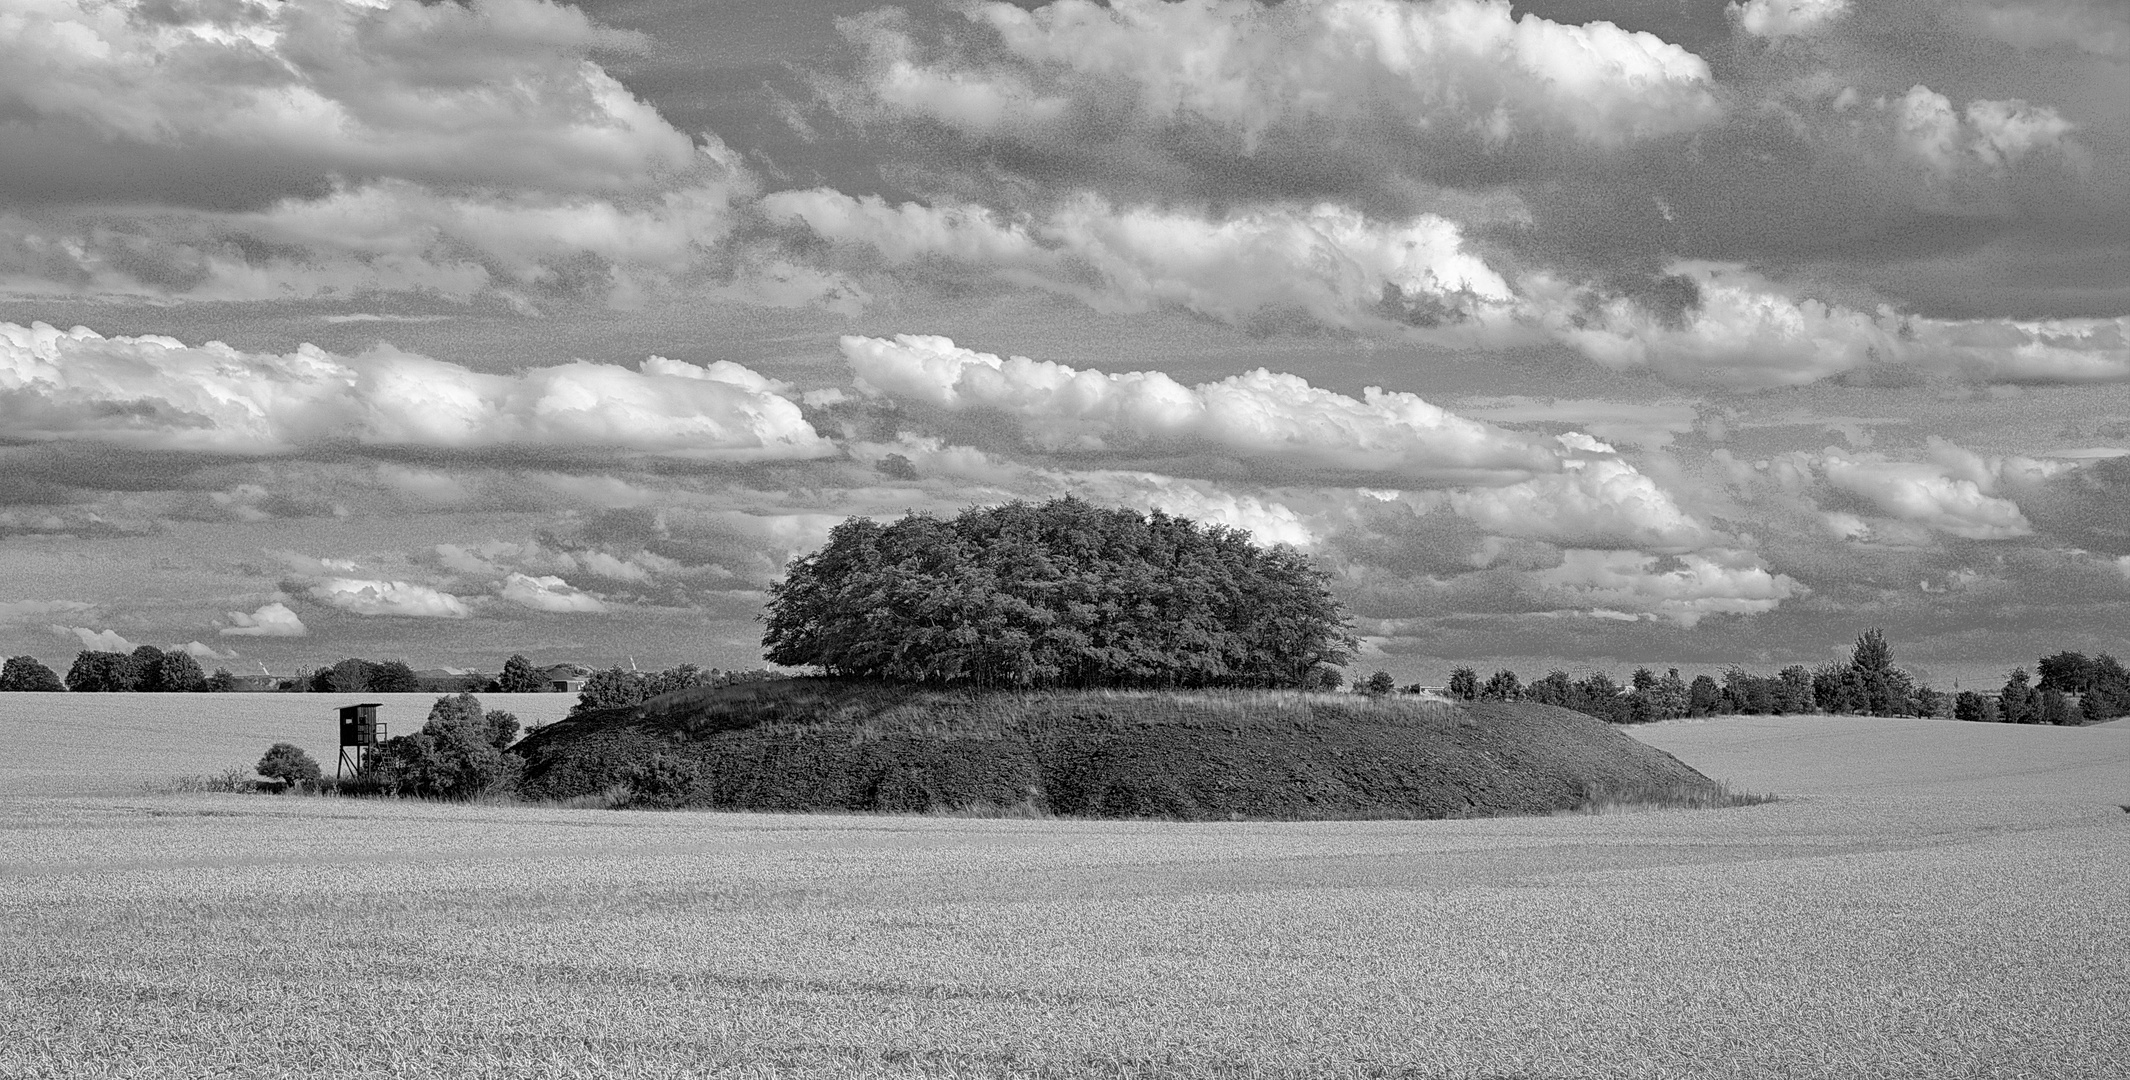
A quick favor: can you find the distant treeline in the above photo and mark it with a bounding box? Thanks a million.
[1405,631,2117,726]
[0,650,779,698]
[0,647,237,693]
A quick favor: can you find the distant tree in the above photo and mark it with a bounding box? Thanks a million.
[498,653,547,693]
[1478,669,1521,702]
[2000,669,2040,725]
[1653,669,1690,721]
[1523,670,1573,708]
[1776,666,1818,714]
[65,651,128,692]
[1302,664,1343,691]
[2083,654,2130,723]
[764,498,1352,688]
[648,663,715,698]
[1912,685,1948,719]
[368,660,420,694]
[157,651,207,692]
[256,743,322,791]
[120,645,167,692]
[1571,672,1631,724]
[2036,652,2093,694]
[0,656,65,692]
[1687,674,1722,717]
[205,668,238,693]
[2039,685,2076,726]
[1361,671,1396,697]
[313,658,372,694]
[572,667,654,716]
[1953,690,1998,724]
[1446,667,1478,701]
[1851,628,1894,673]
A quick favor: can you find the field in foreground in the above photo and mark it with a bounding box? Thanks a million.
[0,691,578,795]
[3,715,2126,1078]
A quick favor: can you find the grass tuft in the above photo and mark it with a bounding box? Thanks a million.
[1564,779,1777,815]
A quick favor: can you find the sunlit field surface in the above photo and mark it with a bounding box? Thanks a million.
[0,692,579,794]
[3,711,2126,1079]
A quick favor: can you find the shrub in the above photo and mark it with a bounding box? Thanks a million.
[0,656,65,692]
[1362,671,1395,697]
[763,496,1352,688]
[257,743,322,791]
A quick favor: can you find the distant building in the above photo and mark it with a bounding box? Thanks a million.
[551,678,587,694]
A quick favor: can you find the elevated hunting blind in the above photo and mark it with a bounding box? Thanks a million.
[336,703,386,779]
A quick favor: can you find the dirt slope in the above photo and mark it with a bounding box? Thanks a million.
[512,680,1719,820]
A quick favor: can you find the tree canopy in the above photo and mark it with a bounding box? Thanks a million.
[762,497,1352,689]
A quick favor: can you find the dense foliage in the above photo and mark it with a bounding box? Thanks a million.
[358,694,522,799]
[569,664,783,717]
[256,743,322,790]
[0,656,65,692]
[306,657,419,694]
[62,646,216,692]
[762,497,1353,689]
[498,654,548,693]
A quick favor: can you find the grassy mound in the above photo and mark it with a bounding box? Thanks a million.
[512,679,1728,820]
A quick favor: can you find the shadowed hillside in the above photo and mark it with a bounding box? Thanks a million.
[512,679,1725,820]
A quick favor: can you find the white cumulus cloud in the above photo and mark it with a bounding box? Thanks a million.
[1732,0,1848,37]
[308,579,472,619]
[1536,548,1803,627]
[765,192,1517,334]
[839,333,1559,483]
[221,602,309,638]
[496,573,609,613]
[0,322,835,460]
[51,626,138,653]
[853,0,1720,155]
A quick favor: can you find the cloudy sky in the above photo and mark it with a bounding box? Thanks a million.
[2,0,2127,687]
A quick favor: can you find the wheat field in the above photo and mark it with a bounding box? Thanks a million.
[0,691,579,795]
[2,708,2126,1079]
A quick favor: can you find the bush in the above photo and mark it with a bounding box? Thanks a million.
[357,693,523,799]
[1362,671,1396,697]
[0,656,65,692]
[763,496,1352,688]
[257,743,322,791]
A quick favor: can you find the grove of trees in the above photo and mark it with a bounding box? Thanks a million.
[61,646,230,692]
[763,497,1353,689]
[356,694,523,799]
[305,657,420,694]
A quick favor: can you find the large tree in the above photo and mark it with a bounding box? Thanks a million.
[498,654,547,693]
[65,651,128,692]
[763,497,1352,689]
[0,656,65,692]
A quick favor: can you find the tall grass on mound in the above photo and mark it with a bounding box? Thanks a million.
[517,683,1729,822]
[1564,779,1777,815]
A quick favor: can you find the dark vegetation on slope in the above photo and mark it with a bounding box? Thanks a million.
[512,678,1729,820]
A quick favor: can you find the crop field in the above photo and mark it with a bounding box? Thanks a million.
[0,691,579,795]
[2,709,2127,1079]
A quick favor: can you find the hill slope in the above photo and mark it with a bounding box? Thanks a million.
[512,680,1722,820]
